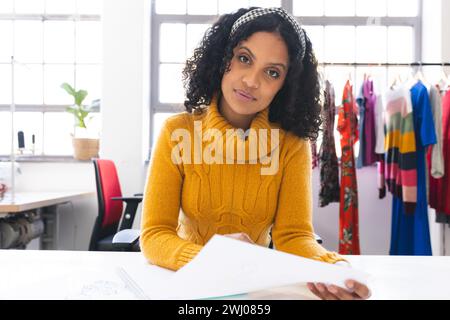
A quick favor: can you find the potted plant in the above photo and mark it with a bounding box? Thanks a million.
[61,82,99,161]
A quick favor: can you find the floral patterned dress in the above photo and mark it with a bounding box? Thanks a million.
[337,80,361,255]
[318,80,340,207]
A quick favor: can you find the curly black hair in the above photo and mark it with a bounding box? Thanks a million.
[182,7,322,141]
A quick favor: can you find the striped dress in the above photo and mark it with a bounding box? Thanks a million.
[389,81,436,255]
[383,84,418,214]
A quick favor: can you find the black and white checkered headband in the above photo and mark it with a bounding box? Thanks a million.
[229,7,306,61]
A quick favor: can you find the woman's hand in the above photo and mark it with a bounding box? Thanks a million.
[307,280,371,300]
[223,232,254,244]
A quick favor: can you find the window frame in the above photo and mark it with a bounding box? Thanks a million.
[149,0,423,158]
[0,11,101,159]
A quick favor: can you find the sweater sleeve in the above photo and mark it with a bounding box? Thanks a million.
[140,118,203,271]
[271,138,347,264]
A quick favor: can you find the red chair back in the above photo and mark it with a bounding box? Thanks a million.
[95,159,124,228]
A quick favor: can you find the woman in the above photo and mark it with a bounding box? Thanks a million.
[141,7,371,300]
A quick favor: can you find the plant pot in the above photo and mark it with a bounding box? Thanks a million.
[72,138,99,161]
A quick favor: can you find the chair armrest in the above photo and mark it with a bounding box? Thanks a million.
[111,196,143,230]
[113,229,141,251]
[111,196,143,203]
[314,233,323,244]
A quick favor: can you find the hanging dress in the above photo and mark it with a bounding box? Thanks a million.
[430,89,450,223]
[390,81,436,255]
[356,83,366,169]
[337,80,360,255]
[318,80,340,207]
[362,79,378,166]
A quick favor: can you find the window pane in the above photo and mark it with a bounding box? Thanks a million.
[159,63,184,103]
[294,0,324,16]
[160,24,186,63]
[155,0,186,14]
[76,65,102,104]
[0,65,12,104]
[44,21,75,63]
[44,65,74,105]
[356,0,386,17]
[324,0,355,16]
[45,0,76,14]
[303,26,324,62]
[388,27,413,63]
[14,0,45,14]
[14,112,43,154]
[0,0,13,13]
[324,26,355,62]
[86,112,101,138]
[76,21,102,63]
[152,113,175,147]
[187,0,217,15]
[0,112,12,155]
[0,21,13,63]
[76,0,102,15]
[43,112,73,155]
[248,0,281,8]
[356,26,386,63]
[219,0,249,14]
[15,64,43,104]
[388,0,418,17]
[186,24,211,60]
[14,21,43,63]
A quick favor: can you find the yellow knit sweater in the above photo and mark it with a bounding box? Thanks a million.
[141,96,346,271]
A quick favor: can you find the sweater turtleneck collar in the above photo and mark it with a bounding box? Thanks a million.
[195,93,285,164]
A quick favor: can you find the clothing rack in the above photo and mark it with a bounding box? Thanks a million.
[318,62,450,67]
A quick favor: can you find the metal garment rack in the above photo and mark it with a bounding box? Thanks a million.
[319,61,449,256]
[318,62,450,67]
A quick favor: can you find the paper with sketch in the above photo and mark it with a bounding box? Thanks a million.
[155,235,370,300]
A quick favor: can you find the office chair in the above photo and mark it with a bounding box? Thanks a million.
[89,159,143,251]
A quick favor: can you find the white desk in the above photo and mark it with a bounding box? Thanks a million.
[0,249,449,300]
[0,191,95,213]
[0,191,95,249]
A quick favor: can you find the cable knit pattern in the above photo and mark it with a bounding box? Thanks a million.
[141,96,346,271]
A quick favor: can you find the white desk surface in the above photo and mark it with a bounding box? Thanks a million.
[0,249,449,300]
[0,191,95,213]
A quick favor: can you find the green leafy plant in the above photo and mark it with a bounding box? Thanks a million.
[60,82,91,129]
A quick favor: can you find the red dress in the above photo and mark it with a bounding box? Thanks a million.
[429,89,450,217]
[337,80,361,255]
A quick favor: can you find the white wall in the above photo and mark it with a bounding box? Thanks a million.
[101,0,151,229]
[101,0,151,228]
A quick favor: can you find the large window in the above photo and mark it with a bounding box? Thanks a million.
[150,0,422,154]
[0,0,102,157]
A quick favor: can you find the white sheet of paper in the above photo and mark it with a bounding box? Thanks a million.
[152,235,370,299]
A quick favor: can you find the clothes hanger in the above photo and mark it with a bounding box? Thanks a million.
[413,62,426,83]
[439,64,449,89]
[390,71,402,90]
